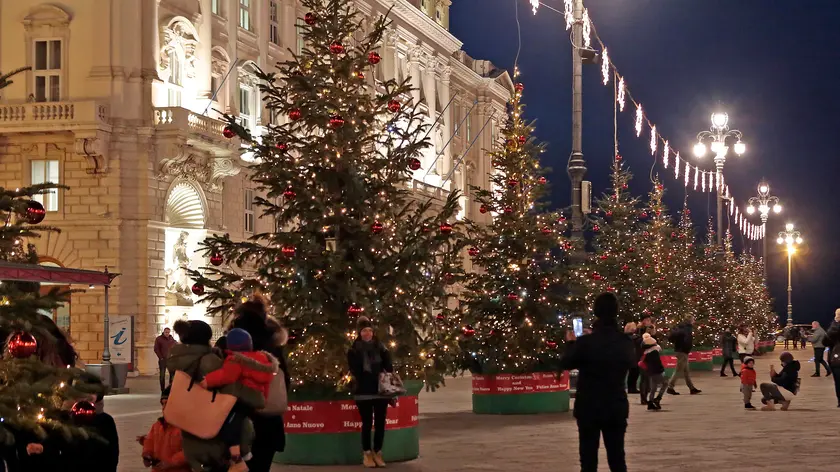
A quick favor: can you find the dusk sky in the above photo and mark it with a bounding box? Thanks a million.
[451,0,840,326]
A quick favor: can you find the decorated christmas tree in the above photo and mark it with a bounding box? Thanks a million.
[0,184,104,445]
[739,254,777,341]
[187,0,465,392]
[575,156,649,325]
[459,83,572,374]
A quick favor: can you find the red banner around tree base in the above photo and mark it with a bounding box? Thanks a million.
[471,371,570,395]
[284,396,418,434]
[712,348,723,357]
[689,351,713,362]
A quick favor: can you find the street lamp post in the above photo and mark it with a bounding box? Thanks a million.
[567,0,587,242]
[692,112,746,248]
[777,223,803,327]
[746,180,782,279]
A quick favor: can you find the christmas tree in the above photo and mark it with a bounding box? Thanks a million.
[187,0,465,392]
[460,82,572,374]
[0,184,104,445]
[575,156,649,325]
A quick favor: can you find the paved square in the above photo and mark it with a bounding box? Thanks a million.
[110,347,837,471]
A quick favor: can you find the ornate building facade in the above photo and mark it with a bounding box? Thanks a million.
[0,0,511,374]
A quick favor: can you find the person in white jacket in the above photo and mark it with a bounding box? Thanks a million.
[737,324,755,363]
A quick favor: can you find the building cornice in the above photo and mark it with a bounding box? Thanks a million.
[376,0,462,54]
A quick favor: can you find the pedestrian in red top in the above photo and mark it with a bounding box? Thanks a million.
[200,328,278,472]
[154,327,177,392]
[740,356,757,409]
[139,387,190,471]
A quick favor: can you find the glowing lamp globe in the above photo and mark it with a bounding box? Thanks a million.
[734,141,746,155]
[776,237,784,245]
[795,236,803,244]
[692,142,707,158]
[773,204,782,213]
[758,184,769,195]
[711,112,729,129]
[785,223,794,231]
[710,141,724,154]
[785,235,794,245]
[746,206,755,215]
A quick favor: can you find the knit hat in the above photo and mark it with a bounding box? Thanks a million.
[593,292,619,324]
[173,319,213,346]
[357,316,373,333]
[742,356,754,365]
[642,333,657,346]
[226,328,253,352]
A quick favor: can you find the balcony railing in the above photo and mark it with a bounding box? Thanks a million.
[0,100,109,133]
[153,107,228,141]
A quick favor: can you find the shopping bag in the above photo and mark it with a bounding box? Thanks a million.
[378,371,407,397]
[258,369,287,416]
[164,367,236,439]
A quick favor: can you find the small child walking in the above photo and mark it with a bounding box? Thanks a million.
[740,356,757,409]
[139,387,190,471]
[201,328,278,472]
[640,333,666,410]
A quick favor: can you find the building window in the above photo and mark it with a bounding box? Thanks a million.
[239,0,251,31]
[420,0,427,11]
[244,188,255,233]
[465,112,472,141]
[239,84,253,131]
[166,49,183,106]
[33,40,62,102]
[269,0,280,45]
[436,8,442,24]
[211,0,220,15]
[296,19,306,55]
[30,160,60,211]
[454,105,461,136]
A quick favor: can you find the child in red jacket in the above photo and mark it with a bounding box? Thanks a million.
[200,328,278,472]
[740,356,758,409]
[139,387,190,471]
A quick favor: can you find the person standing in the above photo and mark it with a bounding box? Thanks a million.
[559,292,636,472]
[640,333,666,410]
[348,316,393,468]
[736,325,755,363]
[783,326,792,350]
[666,318,701,395]
[799,327,807,350]
[154,327,177,392]
[823,309,840,406]
[624,322,640,395]
[720,329,738,377]
[809,321,830,377]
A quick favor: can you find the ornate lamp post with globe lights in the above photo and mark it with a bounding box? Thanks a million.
[746,180,782,278]
[692,112,747,247]
[777,223,803,327]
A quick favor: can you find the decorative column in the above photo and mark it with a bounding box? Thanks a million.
[407,46,423,106]
[437,64,452,178]
[196,0,213,103]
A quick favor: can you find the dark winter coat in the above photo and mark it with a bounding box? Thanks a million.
[641,346,665,375]
[558,321,636,421]
[824,321,840,367]
[347,339,394,397]
[721,332,737,359]
[669,323,694,354]
[772,360,801,393]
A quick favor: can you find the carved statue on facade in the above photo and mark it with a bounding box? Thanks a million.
[165,231,194,306]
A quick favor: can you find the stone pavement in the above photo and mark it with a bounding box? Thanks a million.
[110,347,838,472]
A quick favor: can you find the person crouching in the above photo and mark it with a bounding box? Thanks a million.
[760,352,800,411]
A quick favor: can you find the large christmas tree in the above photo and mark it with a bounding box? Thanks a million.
[460,84,572,374]
[0,184,104,444]
[188,0,465,392]
[576,156,649,325]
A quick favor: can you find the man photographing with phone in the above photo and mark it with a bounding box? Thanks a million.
[559,292,636,472]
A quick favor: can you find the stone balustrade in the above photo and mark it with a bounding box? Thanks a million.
[153,106,228,141]
[0,100,109,133]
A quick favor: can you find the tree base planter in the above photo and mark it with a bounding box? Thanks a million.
[712,348,723,366]
[661,350,677,378]
[275,381,423,465]
[472,372,570,414]
[689,348,714,371]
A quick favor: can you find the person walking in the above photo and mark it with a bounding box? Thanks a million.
[736,325,755,363]
[720,329,739,377]
[666,317,701,395]
[348,316,394,468]
[823,309,840,406]
[559,292,636,472]
[799,327,807,350]
[154,327,177,392]
[624,322,640,394]
[809,321,830,377]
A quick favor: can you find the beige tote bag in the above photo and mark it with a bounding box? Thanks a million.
[164,368,237,439]
[258,369,288,416]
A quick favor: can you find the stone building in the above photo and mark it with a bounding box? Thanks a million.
[0,0,511,374]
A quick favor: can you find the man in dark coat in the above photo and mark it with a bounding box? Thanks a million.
[666,318,701,395]
[559,293,636,472]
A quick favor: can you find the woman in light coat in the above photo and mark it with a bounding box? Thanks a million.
[736,324,755,362]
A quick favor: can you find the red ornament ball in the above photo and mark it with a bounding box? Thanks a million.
[329,41,345,54]
[656,184,664,191]
[444,273,455,284]
[514,83,524,93]
[356,71,365,80]
[599,255,608,260]
[479,205,489,214]
[408,158,422,171]
[627,247,635,253]
[329,115,345,129]
[644,264,651,269]
[541,226,552,235]
[503,206,513,214]
[439,222,453,234]
[621,264,629,271]
[615,155,623,162]
[671,232,677,238]
[367,51,382,65]
[507,179,519,187]
[222,126,236,139]
[6,332,37,358]
[347,304,364,316]
[387,100,402,113]
[25,200,46,224]
[640,212,648,218]
[541,278,550,288]
[622,183,628,189]
[191,283,205,296]
[462,325,476,337]
[592,272,601,280]
[281,246,296,257]
[593,224,600,232]
[656,297,662,303]
[421,225,431,233]
[468,247,479,257]
[643,231,650,237]
[606,211,613,217]
[275,142,288,152]
[546,341,558,349]
[288,109,302,121]
[304,12,318,25]
[436,313,445,321]
[209,253,224,267]
[71,401,97,423]
[518,135,526,145]
[283,187,297,200]
[371,222,384,234]
[637,289,645,295]
[538,176,547,185]
[606,286,616,292]
[507,293,519,301]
